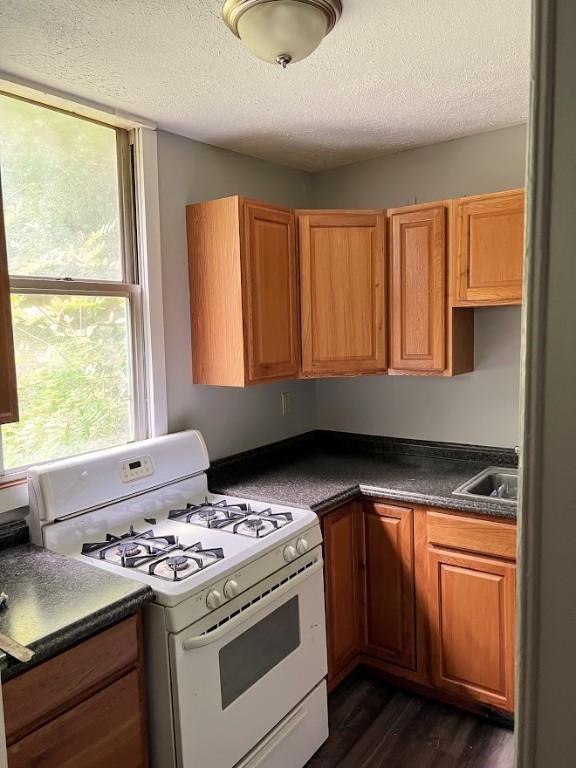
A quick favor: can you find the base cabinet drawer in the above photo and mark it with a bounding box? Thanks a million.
[426,547,516,712]
[8,670,146,768]
[4,616,139,743]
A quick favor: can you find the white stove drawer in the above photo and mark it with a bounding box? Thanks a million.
[237,681,328,768]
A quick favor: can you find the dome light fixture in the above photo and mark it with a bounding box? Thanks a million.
[222,0,342,68]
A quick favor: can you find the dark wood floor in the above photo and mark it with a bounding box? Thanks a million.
[306,671,514,768]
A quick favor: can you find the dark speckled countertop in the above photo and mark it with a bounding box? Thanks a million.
[0,536,153,681]
[209,432,518,521]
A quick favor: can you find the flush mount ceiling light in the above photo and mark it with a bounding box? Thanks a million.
[222,0,342,68]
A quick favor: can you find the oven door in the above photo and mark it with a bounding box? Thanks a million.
[168,548,327,768]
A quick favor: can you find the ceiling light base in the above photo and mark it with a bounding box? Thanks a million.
[223,0,342,36]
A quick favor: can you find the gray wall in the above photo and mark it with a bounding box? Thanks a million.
[310,125,527,448]
[156,131,315,459]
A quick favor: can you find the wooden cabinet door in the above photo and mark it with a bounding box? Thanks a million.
[7,670,147,768]
[0,173,18,424]
[453,189,525,306]
[242,200,300,383]
[322,503,360,687]
[359,503,416,670]
[389,205,446,372]
[427,547,516,712]
[298,210,387,376]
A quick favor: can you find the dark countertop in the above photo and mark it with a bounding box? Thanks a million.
[0,542,153,681]
[209,432,518,521]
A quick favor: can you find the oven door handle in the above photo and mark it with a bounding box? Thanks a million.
[182,556,323,650]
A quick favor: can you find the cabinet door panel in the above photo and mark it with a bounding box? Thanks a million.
[299,211,386,376]
[428,547,515,711]
[7,670,146,768]
[0,173,18,424]
[360,504,416,670]
[322,504,360,685]
[454,189,525,305]
[243,201,299,382]
[390,206,446,372]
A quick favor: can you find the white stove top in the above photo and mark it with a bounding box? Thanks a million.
[28,431,320,611]
[39,478,317,605]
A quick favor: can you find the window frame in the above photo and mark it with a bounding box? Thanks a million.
[0,96,150,479]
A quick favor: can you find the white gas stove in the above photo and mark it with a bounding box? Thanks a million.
[27,431,328,768]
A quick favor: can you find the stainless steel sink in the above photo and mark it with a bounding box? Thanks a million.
[453,466,518,504]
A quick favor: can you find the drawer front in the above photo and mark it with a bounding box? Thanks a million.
[427,511,516,560]
[7,670,146,768]
[4,616,140,743]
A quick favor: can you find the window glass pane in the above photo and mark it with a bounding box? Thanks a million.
[0,94,122,280]
[2,293,133,469]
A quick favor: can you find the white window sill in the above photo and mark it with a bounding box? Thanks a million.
[0,480,28,515]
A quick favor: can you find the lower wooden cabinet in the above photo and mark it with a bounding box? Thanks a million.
[4,615,147,768]
[426,547,516,712]
[321,500,516,714]
[7,670,145,768]
[358,503,416,670]
[322,503,361,688]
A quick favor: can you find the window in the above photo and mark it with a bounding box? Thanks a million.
[0,93,147,475]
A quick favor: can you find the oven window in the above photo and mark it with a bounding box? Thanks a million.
[219,596,300,709]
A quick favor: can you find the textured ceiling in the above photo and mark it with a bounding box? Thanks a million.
[0,0,531,171]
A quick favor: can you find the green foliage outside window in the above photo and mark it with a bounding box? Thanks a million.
[0,95,134,470]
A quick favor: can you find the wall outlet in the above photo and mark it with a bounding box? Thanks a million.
[281,392,291,417]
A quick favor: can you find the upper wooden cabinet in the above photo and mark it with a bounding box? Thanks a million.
[388,202,473,377]
[452,189,525,306]
[187,197,300,386]
[389,204,447,373]
[0,174,18,425]
[186,188,523,385]
[298,210,387,377]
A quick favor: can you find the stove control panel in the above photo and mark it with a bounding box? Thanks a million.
[120,455,154,483]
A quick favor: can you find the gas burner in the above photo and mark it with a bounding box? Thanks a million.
[82,524,227,582]
[169,499,294,538]
[82,527,179,568]
[116,542,142,558]
[166,555,189,572]
[169,498,247,528]
[149,543,225,582]
[243,517,264,531]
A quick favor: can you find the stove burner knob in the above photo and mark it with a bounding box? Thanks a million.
[206,589,223,610]
[283,545,297,563]
[223,579,239,599]
[296,538,309,555]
